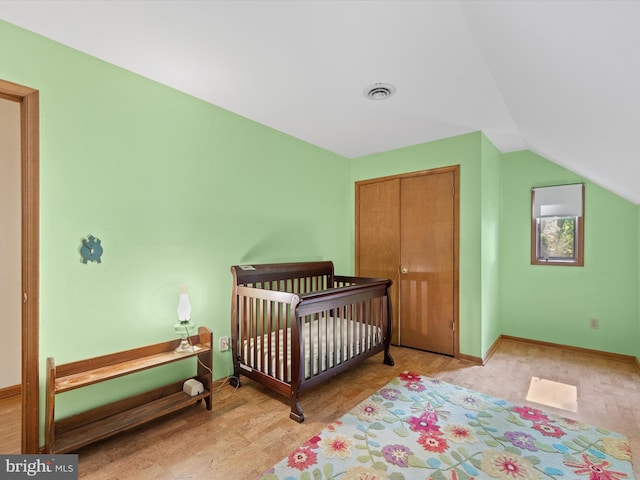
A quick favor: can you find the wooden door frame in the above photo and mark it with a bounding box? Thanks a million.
[355,165,460,358]
[0,78,40,453]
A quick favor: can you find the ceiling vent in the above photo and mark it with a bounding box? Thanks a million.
[364,83,396,100]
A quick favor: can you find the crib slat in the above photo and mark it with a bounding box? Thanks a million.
[283,304,289,383]
[271,300,277,377]
[253,297,260,370]
[307,316,314,379]
[265,299,272,376]
[321,311,326,375]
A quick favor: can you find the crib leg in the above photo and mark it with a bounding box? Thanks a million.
[230,362,242,388]
[289,397,304,423]
[383,348,395,366]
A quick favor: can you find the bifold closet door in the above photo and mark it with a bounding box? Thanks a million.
[398,171,454,355]
[356,167,457,357]
[355,178,401,341]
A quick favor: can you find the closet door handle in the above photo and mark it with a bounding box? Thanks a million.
[400,267,409,274]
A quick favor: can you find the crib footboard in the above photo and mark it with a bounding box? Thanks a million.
[231,285,301,400]
[230,262,393,422]
[290,278,394,420]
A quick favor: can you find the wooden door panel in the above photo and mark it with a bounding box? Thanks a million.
[398,273,428,340]
[398,273,454,351]
[356,179,400,343]
[399,171,454,355]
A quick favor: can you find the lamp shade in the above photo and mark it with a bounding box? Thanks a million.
[177,286,191,321]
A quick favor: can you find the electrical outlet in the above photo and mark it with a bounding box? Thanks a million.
[589,319,599,329]
[219,336,229,352]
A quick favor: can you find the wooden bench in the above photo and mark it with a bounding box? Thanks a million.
[45,326,212,453]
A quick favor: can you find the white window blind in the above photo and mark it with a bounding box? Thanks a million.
[532,184,583,218]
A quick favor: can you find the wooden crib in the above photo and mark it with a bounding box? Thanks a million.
[230,261,394,422]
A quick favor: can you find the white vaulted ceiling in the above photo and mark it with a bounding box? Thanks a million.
[1,1,639,202]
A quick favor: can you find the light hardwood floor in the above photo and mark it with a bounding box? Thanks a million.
[2,338,639,479]
[0,394,20,454]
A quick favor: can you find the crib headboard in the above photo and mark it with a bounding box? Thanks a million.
[230,261,335,294]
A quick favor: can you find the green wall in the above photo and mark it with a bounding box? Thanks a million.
[638,207,640,360]
[500,150,639,355]
[479,135,502,354]
[0,20,350,418]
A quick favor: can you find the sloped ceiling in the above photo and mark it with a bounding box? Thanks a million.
[2,1,639,203]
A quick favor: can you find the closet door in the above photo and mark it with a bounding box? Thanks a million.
[399,171,455,355]
[356,166,458,357]
[355,178,401,341]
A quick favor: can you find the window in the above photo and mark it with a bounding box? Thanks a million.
[531,184,584,266]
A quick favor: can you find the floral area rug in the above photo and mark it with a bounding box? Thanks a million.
[259,372,634,480]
